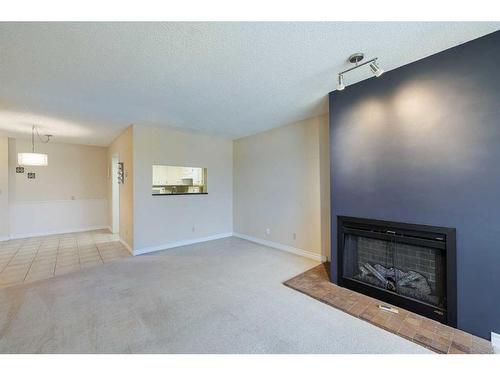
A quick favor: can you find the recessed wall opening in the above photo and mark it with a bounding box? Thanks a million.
[152,165,207,195]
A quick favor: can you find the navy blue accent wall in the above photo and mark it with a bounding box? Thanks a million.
[329,30,500,339]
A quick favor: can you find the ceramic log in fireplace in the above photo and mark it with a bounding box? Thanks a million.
[337,216,457,326]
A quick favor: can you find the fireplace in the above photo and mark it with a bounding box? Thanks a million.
[337,216,457,326]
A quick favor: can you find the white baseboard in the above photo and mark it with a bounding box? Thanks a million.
[133,233,233,256]
[9,225,109,240]
[492,332,500,353]
[232,232,325,262]
[120,238,134,255]
[0,236,9,242]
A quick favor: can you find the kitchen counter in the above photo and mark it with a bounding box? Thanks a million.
[152,192,208,196]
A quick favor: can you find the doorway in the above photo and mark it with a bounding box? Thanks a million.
[111,155,120,234]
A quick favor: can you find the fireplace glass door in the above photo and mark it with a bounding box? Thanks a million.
[342,232,446,310]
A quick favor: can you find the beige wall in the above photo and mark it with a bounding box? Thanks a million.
[0,137,8,240]
[9,139,107,201]
[319,116,331,260]
[107,126,134,249]
[4,117,331,257]
[7,139,108,238]
[133,125,233,251]
[233,114,330,260]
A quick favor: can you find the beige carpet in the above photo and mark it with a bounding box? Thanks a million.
[0,237,430,353]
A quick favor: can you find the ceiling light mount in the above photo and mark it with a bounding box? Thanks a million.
[348,53,364,65]
[336,52,384,91]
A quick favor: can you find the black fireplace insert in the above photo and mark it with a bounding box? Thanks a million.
[337,216,456,326]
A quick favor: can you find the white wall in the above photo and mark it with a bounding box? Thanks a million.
[133,125,233,253]
[0,137,9,240]
[107,126,134,249]
[8,139,108,238]
[233,115,330,261]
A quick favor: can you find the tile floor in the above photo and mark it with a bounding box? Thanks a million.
[0,229,131,289]
[284,263,493,354]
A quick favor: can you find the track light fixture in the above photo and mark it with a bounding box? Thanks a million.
[336,53,384,91]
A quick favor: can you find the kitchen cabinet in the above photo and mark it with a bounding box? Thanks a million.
[153,165,205,187]
[181,167,203,185]
[153,165,169,185]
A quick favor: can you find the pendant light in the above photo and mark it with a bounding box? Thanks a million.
[17,125,51,166]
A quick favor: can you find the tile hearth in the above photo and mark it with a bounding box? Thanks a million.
[283,263,493,354]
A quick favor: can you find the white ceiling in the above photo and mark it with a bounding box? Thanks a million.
[0,22,498,145]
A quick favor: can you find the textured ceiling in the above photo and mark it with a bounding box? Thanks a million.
[0,22,498,145]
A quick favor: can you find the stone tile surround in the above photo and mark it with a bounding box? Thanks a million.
[283,263,493,354]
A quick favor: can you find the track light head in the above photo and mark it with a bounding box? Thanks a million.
[337,74,345,91]
[370,61,384,77]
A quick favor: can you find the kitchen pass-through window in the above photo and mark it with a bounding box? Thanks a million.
[152,165,207,195]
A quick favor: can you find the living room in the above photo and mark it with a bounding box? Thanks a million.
[0,1,499,373]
